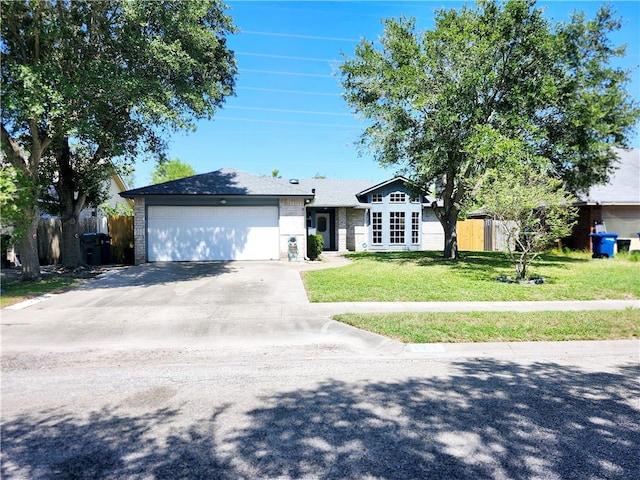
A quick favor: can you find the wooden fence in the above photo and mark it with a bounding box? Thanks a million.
[107,215,134,264]
[457,219,485,251]
[36,215,134,265]
[37,217,96,265]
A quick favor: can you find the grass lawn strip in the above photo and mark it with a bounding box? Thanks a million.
[0,276,86,308]
[335,310,640,343]
[303,251,639,302]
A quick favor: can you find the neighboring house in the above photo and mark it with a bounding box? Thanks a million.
[78,173,133,234]
[121,168,446,264]
[565,148,640,252]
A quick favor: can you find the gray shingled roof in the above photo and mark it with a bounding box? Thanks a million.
[582,148,640,204]
[296,178,376,207]
[121,168,313,198]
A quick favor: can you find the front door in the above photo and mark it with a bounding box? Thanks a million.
[316,213,331,250]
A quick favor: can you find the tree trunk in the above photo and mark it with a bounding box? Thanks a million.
[442,215,459,259]
[19,208,41,281]
[55,136,87,269]
[432,182,460,259]
[60,214,83,269]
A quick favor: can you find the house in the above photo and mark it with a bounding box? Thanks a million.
[565,148,640,252]
[78,173,133,234]
[120,169,446,264]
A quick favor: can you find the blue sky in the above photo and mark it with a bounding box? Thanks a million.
[133,0,640,187]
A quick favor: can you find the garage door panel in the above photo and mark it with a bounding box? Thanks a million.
[147,206,279,261]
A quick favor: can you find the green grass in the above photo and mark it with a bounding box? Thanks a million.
[335,309,640,343]
[0,276,85,308]
[303,250,640,302]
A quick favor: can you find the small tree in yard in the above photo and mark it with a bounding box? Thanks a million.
[476,163,577,281]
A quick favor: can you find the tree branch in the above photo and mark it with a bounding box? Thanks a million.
[1,123,28,169]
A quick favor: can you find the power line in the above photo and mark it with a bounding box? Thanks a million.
[226,105,353,117]
[237,86,341,97]
[236,52,337,63]
[241,30,359,42]
[241,68,335,79]
[216,116,360,129]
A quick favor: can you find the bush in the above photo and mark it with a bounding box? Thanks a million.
[307,234,324,260]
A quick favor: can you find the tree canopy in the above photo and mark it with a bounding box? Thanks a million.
[151,158,197,184]
[340,0,638,258]
[1,0,237,277]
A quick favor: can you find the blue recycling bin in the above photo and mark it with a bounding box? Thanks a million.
[589,232,618,258]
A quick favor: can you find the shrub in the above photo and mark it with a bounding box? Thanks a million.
[307,234,324,260]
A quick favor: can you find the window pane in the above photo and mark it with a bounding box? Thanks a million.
[412,212,420,244]
[389,212,405,244]
[390,193,406,203]
[372,212,382,244]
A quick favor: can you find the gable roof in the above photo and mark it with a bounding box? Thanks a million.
[356,176,413,198]
[121,168,314,198]
[581,148,640,205]
[296,178,376,207]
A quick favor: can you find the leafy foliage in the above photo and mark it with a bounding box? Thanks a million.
[307,234,324,260]
[0,166,37,243]
[475,163,578,280]
[340,0,639,259]
[1,0,237,275]
[151,158,196,185]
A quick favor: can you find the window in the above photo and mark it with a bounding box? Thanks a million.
[389,212,405,244]
[390,192,406,203]
[372,212,382,244]
[372,193,383,203]
[317,216,328,233]
[412,212,420,244]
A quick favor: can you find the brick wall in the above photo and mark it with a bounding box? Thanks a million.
[133,197,146,265]
[279,198,306,260]
[346,208,365,251]
[565,205,601,251]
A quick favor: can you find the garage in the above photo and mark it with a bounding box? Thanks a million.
[147,205,279,261]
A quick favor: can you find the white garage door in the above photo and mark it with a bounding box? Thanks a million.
[147,206,279,261]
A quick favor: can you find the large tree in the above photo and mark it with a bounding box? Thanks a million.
[340,0,638,259]
[1,0,236,278]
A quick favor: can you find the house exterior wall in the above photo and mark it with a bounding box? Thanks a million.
[279,198,307,261]
[337,208,347,252]
[346,208,366,251]
[79,176,132,234]
[365,181,424,251]
[602,205,640,251]
[421,209,445,251]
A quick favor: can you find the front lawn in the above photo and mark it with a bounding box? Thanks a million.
[302,251,640,302]
[335,310,640,343]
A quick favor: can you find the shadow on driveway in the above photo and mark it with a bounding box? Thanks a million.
[78,262,236,290]
[2,359,638,479]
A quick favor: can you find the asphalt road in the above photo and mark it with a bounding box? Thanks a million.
[1,262,639,479]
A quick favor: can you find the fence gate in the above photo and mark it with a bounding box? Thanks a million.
[457,219,486,251]
[107,215,134,264]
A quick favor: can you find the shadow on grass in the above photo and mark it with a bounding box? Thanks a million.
[2,360,638,479]
[345,250,590,282]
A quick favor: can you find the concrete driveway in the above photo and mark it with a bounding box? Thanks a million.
[1,261,398,354]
